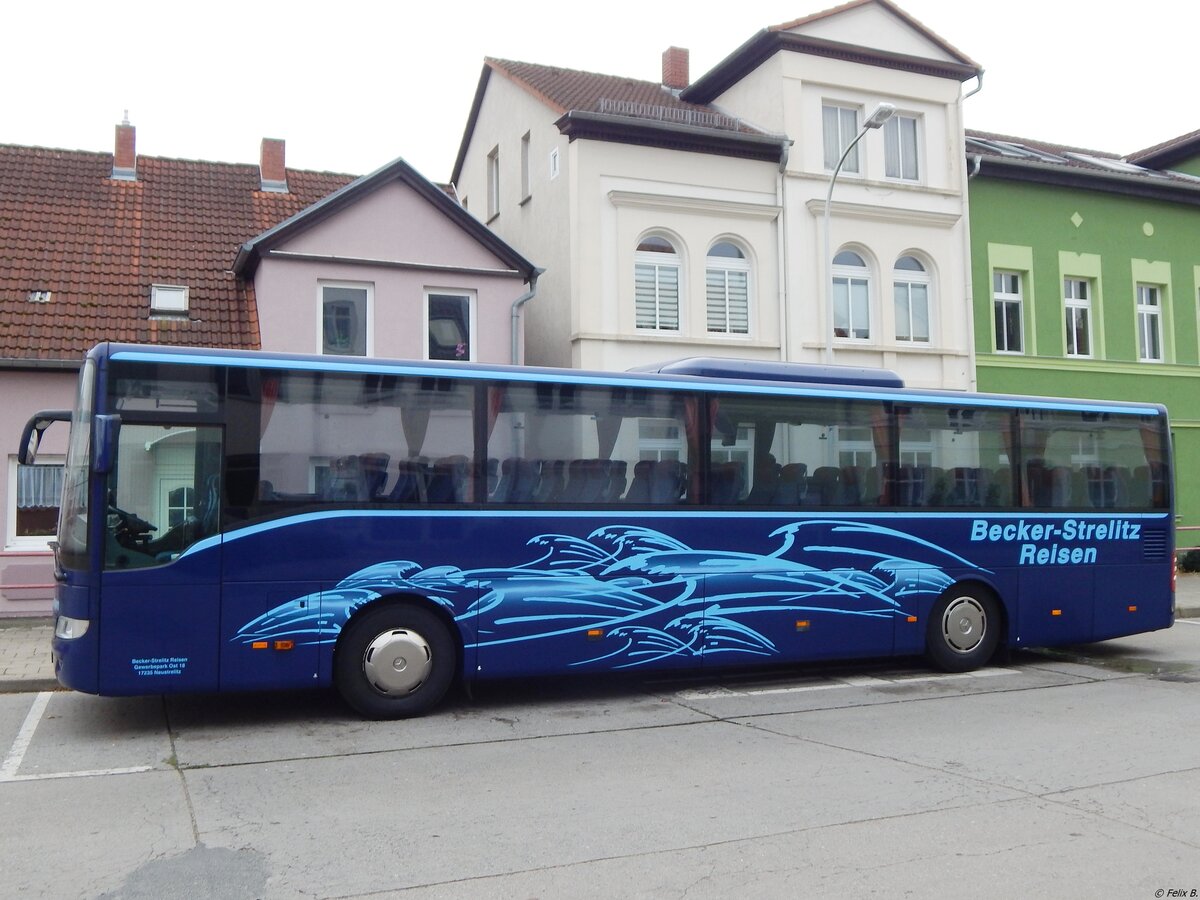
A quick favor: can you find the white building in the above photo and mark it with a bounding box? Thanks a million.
[451,0,982,389]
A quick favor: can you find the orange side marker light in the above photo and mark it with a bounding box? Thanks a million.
[251,641,269,650]
[1051,609,1063,617]
[274,640,295,651]
[906,616,918,623]
[586,629,604,641]
[795,620,810,632]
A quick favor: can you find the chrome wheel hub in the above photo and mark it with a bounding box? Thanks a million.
[942,597,987,653]
[362,628,433,695]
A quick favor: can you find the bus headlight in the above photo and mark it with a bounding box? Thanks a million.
[54,615,90,640]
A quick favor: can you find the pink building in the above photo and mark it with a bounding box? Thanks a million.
[0,123,539,615]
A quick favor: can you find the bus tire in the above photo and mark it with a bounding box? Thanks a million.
[334,603,456,719]
[926,586,1000,673]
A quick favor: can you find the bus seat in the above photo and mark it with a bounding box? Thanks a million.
[772,463,807,505]
[746,459,781,504]
[710,462,743,504]
[387,461,426,503]
[324,456,362,501]
[625,460,653,502]
[650,460,683,503]
[533,460,565,503]
[809,466,841,506]
[427,456,468,503]
[361,453,390,499]
[604,460,628,501]
[493,457,521,503]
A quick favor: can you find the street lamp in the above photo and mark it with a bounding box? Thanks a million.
[823,102,895,363]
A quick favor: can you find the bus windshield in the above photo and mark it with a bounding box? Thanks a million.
[56,358,95,572]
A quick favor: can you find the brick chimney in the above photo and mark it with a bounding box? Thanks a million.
[662,46,689,91]
[112,113,136,181]
[260,137,288,193]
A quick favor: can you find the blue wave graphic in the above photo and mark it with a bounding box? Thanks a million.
[232,521,979,669]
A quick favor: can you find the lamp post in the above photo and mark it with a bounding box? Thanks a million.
[823,102,895,363]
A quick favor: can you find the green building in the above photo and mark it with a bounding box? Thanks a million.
[966,130,1200,547]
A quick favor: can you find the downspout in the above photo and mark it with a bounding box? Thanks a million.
[776,140,792,362]
[959,67,985,391]
[961,153,984,391]
[510,268,545,365]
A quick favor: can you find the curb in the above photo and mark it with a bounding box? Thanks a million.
[0,679,60,694]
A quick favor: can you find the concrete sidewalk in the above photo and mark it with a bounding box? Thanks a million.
[4,577,1200,694]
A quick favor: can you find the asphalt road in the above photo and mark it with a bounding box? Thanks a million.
[2,623,1199,899]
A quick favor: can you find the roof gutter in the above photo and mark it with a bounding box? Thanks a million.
[0,357,81,370]
[974,154,1200,204]
[511,268,545,365]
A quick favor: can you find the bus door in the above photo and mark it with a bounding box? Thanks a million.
[97,423,225,694]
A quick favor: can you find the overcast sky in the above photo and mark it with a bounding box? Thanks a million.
[4,0,1194,183]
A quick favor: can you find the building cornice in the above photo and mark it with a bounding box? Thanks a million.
[804,197,961,228]
[556,111,788,163]
[608,190,780,220]
[683,30,981,104]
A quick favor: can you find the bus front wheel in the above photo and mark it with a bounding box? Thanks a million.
[334,603,456,719]
[926,587,1000,672]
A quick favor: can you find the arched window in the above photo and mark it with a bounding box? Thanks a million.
[634,236,680,331]
[832,250,870,340]
[706,241,750,334]
[893,255,930,343]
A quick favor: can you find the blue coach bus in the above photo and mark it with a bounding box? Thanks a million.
[21,344,1174,718]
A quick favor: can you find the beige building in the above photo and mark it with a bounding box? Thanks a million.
[451,0,982,389]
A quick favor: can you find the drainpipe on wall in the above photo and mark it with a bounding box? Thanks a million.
[776,140,792,362]
[510,269,545,365]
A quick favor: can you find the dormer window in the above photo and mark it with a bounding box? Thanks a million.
[151,284,189,314]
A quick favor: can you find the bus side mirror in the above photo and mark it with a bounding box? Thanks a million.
[93,414,121,474]
[17,410,71,465]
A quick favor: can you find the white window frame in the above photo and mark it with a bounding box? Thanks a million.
[549,147,560,180]
[893,256,930,343]
[486,146,500,221]
[151,283,188,313]
[1137,283,1163,362]
[424,290,477,362]
[705,242,751,336]
[832,251,871,341]
[1064,277,1093,358]
[993,270,1024,354]
[884,114,921,182]
[634,237,682,333]
[822,104,861,174]
[520,132,531,203]
[317,282,373,357]
[7,455,65,550]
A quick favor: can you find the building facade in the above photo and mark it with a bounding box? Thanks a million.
[966,130,1200,541]
[0,125,537,615]
[452,0,982,389]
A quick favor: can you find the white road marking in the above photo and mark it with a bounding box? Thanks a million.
[677,667,1019,700]
[0,691,152,784]
[0,691,51,780]
[1176,618,1200,626]
[2,766,152,784]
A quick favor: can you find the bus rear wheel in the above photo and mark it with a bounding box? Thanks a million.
[335,603,456,719]
[926,587,1000,672]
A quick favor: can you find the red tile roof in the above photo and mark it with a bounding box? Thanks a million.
[0,144,355,362]
[485,58,763,135]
